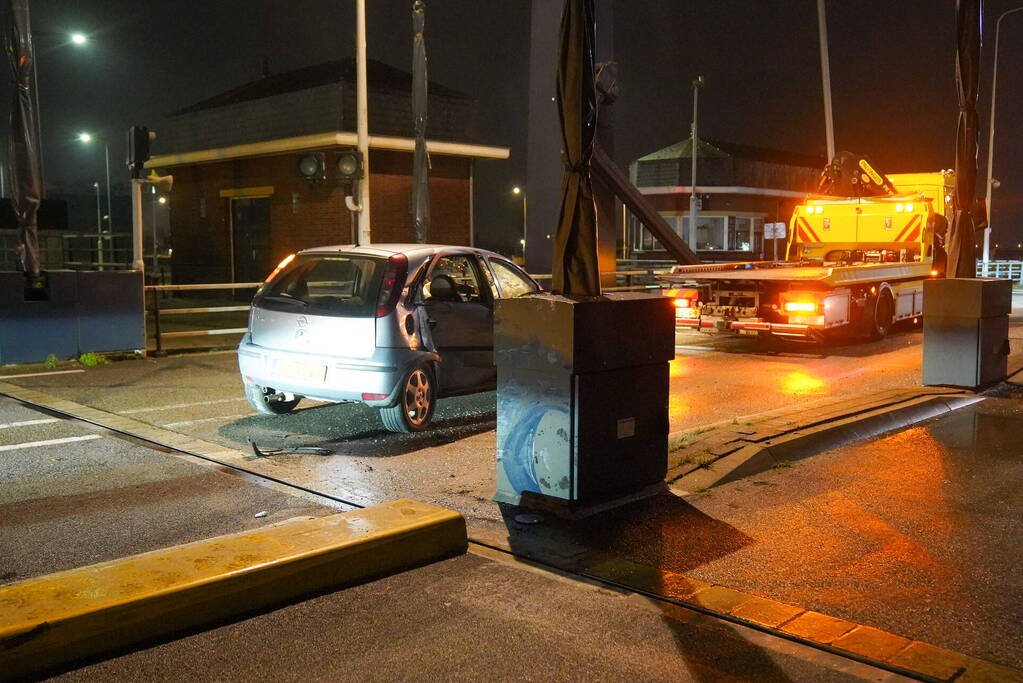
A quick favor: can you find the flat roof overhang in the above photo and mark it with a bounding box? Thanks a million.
[145,131,510,169]
[640,185,808,199]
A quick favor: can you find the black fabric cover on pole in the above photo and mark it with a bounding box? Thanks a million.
[4,0,42,278]
[552,0,600,298]
[947,0,982,278]
[411,0,430,244]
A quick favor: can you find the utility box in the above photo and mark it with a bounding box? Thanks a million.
[923,278,1011,388]
[493,292,674,511]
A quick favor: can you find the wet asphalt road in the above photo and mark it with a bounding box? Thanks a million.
[0,325,950,523]
[676,398,1023,670]
[0,396,333,585]
[4,317,1023,673]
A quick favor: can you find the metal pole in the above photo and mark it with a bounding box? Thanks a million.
[94,182,102,268]
[151,192,158,274]
[31,49,45,188]
[131,179,144,272]
[93,183,101,232]
[817,0,836,161]
[984,7,1023,266]
[104,143,112,233]
[356,0,372,245]
[522,194,528,258]
[688,76,702,251]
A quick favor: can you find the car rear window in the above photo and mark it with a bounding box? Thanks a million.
[255,254,385,318]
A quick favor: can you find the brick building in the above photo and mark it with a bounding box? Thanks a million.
[627,138,824,261]
[146,59,508,283]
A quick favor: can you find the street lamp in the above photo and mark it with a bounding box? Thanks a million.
[77,132,113,237]
[512,186,526,258]
[70,32,87,46]
[983,6,1023,266]
[688,75,704,251]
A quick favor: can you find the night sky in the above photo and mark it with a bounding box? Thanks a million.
[25,0,1023,255]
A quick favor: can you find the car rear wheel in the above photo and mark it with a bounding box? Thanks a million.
[380,366,435,433]
[245,382,301,415]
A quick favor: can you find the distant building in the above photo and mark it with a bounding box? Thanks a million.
[627,138,824,261]
[146,59,508,284]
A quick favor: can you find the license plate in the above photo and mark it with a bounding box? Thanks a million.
[739,329,759,336]
[274,359,327,382]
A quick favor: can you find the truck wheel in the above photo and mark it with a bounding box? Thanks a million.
[380,365,435,433]
[868,291,895,340]
[245,382,301,415]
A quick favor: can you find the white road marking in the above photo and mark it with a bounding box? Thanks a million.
[0,418,60,429]
[0,369,86,379]
[0,434,102,452]
[120,398,248,414]
[163,414,252,428]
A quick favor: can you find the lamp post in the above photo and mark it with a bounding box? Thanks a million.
[93,181,101,231]
[153,194,167,274]
[512,186,526,258]
[77,132,113,235]
[983,6,1023,266]
[816,0,836,161]
[688,75,703,251]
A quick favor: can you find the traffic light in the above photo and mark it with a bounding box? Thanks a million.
[336,149,363,181]
[127,126,156,179]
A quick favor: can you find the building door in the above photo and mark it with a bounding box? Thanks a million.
[230,197,272,282]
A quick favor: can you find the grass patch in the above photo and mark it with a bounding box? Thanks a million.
[692,486,711,495]
[44,353,58,369]
[770,460,792,469]
[694,453,716,469]
[668,435,689,451]
[77,352,109,368]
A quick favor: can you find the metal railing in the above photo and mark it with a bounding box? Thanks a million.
[144,269,678,353]
[976,260,1023,283]
[146,282,261,354]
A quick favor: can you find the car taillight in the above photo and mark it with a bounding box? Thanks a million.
[784,301,817,313]
[376,253,409,317]
[674,297,691,309]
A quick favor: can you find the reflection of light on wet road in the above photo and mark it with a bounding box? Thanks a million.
[781,371,826,395]
[668,360,692,420]
[669,359,689,379]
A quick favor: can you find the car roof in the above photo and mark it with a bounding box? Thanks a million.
[298,243,510,261]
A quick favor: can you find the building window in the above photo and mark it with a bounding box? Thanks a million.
[732,217,752,251]
[683,215,727,250]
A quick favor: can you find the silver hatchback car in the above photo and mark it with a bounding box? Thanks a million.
[237,244,540,432]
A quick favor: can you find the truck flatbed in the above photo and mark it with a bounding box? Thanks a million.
[661,260,933,288]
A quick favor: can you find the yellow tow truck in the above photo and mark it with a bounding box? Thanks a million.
[661,155,955,343]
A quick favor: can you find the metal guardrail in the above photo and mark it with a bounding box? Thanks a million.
[976,260,1023,283]
[145,282,262,354]
[143,270,675,353]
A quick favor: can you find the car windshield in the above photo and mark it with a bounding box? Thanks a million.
[256,254,385,318]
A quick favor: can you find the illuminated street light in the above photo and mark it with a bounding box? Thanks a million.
[512,186,526,258]
[77,131,113,237]
[157,196,167,205]
[70,32,87,45]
